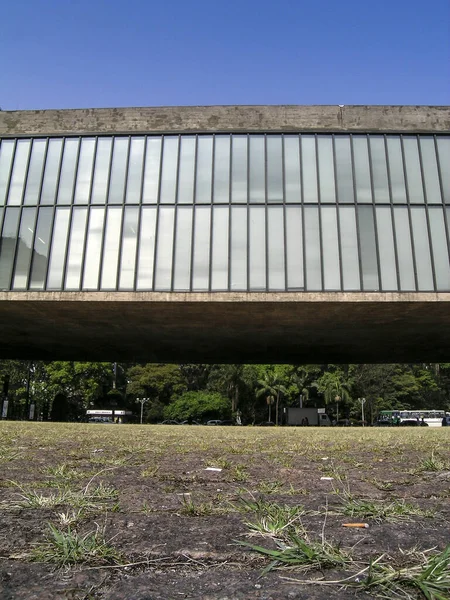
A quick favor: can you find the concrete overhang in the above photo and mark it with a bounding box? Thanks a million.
[1,292,450,363]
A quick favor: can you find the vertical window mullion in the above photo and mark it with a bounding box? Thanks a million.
[367,134,382,290]
[61,138,82,290]
[133,136,148,291]
[300,135,307,291]
[315,135,324,290]
[189,136,199,292]
[400,136,419,291]
[78,137,99,291]
[417,136,437,291]
[350,135,364,291]
[97,137,116,290]
[170,136,182,292]
[384,135,401,290]
[434,135,450,272]
[332,135,344,291]
[151,135,165,291]
[281,134,288,291]
[208,135,216,292]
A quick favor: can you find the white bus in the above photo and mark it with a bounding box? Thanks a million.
[378,409,449,427]
[86,409,133,423]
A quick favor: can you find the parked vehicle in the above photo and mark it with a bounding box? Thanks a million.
[286,408,331,426]
[206,420,223,425]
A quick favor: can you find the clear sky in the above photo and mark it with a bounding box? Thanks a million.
[1,0,449,110]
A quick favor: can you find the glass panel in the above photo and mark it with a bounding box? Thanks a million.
[177,136,196,204]
[284,136,301,203]
[249,136,265,204]
[211,206,229,289]
[386,136,407,204]
[40,139,63,205]
[142,137,162,204]
[358,206,379,290]
[173,206,193,290]
[268,206,285,290]
[195,136,213,204]
[65,207,88,289]
[369,136,389,203]
[321,206,340,290]
[285,206,303,290]
[24,140,46,205]
[304,206,321,290]
[108,138,129,204]
[428,207,450,290]
[420,137,442,204]
[334,136,354,204]
[410,207,433,290]
[0,207,20,289]
[91,138,112,204]
[0,140,15,205]
[249,206,266,290]
[403,137,424,204]
[118,207,139,289]
[231,136,248,203]
[339,206,360,290]
[12,207,36,288]
[353,136,372,203]
[125,137,145,204]
[437,137,450,203]
[267,136,283,202]
[7,140,31,205]
[159,137,178,204]
[192,206,211,290]
[74,138,95,204]
[100,207,123,289]
[376,207,398,290]
[47,208,70,289]
[301,136,318,203]
[57,139,79,205]
[82,208,105,289]
[231,206,247,289]
[154,206,175,290]
[317,136,336,203]
[393,207,415,290]
[29,207,53,289]
[136,206,157,289]
[213,135,230,203]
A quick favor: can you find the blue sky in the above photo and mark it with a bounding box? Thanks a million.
[2,0,449,109]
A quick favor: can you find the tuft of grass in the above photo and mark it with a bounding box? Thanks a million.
[239,498,307,536]
[178,495,216,516]
[257,480,284,494]
[230,464,248,482]
[140,466,159,478]
[419,452,449,472]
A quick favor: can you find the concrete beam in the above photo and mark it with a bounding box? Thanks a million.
[0,105,449,136]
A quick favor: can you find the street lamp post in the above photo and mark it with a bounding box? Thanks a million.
[335,395,341,424]
[358,397,366,426]
[137,397,149,424]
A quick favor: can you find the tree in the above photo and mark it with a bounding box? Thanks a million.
[163,391,230,422]
[255,368,288,425]
[316,367,353,421]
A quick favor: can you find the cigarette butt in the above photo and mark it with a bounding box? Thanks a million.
[342,523,369,528]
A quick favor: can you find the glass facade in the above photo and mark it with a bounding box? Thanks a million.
[0,133,449,292]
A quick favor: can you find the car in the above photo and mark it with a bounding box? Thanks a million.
[158,420,180,425]
[206,420,223,425]
[180,420,201,425]
[399,419,428,426]
[258,421,276,426]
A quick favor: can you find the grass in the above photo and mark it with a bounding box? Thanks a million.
[418,452,450,472]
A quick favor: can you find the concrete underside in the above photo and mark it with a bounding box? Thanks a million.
[1,292,450,363]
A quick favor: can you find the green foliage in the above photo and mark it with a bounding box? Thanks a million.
[163,390,230,422]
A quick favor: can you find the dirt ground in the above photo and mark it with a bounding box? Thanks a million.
[0,423,449,600]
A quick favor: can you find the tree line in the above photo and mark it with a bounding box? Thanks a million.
[1,361,450,424]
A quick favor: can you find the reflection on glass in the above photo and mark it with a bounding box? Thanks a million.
[284,136,301,203]
[317,136,336,203]
[304,206,321,289]
[119,207,139,289]
[419,137,442,204]
[376,207,397,290]
[192,206,211,290]
[213,136,230,203]
[40,139,63,204]
[267,136,283,202]
[154,206,175,289]
[13,207,36,288]
[268,206,285,289]
[339,206,360,289]
[410,207,433,290]
[369,136,389,203]
[249,136,265,204]
[173,206,192,290]
[91,138,112,204]
[358,206,379,290]
[249,206,265,289]
[0,140,15,205]
[437,137,450,203]
[178,137,196,204]
[142,137,162,203]
[211,206,229,289]
[82,208,105,289]
[321,206,340,290]
[108,138,129,204]
[160,137,178,204]
[7,140,31,205]
[0,207,20,288]
[386,136,407,204]
[301,136,318,203]
[403,137,424,204]
[195,136,213,204]
[334,136,354,204]
[285,206,303,290]
[24,140,46,205]
[47,208,70,289]
[29,207,53,289]
[100,208,122,288]
[353,136,372,203]
[137,207,157,289]
[57,139,79,205]
[231,206,247,289]
[65,208,88,289]
[428,208,450,290]
[394,207,415,290]
[74,138,95,204]
[125,137,145,204]
[232,136,247,203]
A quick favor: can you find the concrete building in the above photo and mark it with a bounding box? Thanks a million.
[0,105,449,362]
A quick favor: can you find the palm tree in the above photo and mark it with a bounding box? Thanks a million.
[256,371,287,425]
[317,369,352,422]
